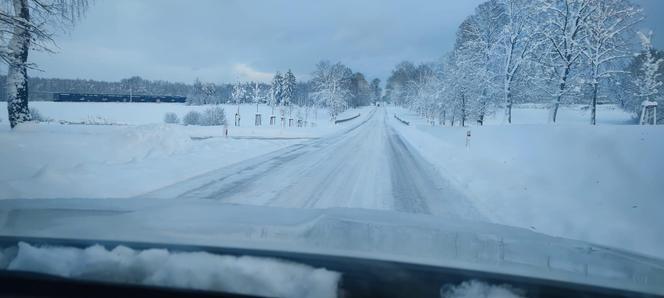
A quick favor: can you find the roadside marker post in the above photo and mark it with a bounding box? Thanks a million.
[466,130,471,149]
[224,122,229,138]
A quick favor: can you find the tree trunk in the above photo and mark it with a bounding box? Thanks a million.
[590,82,598,125]
[6,0,31,129]
[461,94,466,127]
[478,100,486,126]
[551,64,571,123]
[504,87,512,124]
[551,96,561,123]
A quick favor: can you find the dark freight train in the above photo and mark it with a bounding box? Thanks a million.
[53,93,186,103]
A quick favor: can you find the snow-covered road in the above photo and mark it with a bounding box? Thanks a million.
[144,107,483,220]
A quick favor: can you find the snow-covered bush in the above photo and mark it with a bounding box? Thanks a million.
[201,106,227,126]
[182,108,226,126]
[163,112,180,124]
[182,111,202,125]
[29,108,44,122]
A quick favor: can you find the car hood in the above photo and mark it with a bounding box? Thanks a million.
[0,198,662,295]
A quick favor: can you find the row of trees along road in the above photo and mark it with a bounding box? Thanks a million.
[386,0,663,125]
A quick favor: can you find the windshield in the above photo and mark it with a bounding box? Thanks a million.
[1,0,663,297]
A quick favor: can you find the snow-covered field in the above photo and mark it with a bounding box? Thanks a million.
[0,102,367,199]
[390,104,664,259]
[1,101,662,264]
[480,103,636,125]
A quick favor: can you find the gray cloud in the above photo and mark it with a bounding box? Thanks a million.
[28,0,664,84]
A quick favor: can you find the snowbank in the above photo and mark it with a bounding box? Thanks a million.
[0,123,296,198]
[3,242,339,298]
[390,106,664,259]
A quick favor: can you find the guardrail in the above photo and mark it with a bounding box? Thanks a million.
[394,114,410,126]
[334,113,361,124]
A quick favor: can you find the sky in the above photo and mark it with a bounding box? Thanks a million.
[28,0,664,85]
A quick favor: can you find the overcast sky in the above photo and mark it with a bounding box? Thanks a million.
[28,0,664,84]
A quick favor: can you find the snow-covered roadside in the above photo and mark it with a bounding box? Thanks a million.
[389,106,664,260]
[0,103,371,199]
[0,123,298,199]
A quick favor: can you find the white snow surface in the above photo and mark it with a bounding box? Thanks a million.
[390,105,664,260]
[0,103,371,199]
[1,102,663,295]
[441,280,525,298]
[3,242,339,298]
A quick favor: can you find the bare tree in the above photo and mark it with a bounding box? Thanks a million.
[496,0,541,124]
[1,0,88,128]
[250,81,266,113]
[581,0,642,125]
[538,0,593,123]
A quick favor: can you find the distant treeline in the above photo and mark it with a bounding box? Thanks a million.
[0,76,191,102]
[0,75,313,106]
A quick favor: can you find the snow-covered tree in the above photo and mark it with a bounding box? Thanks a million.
[385,61,417,105]
[581,0,642,125]
[447,49,482,127]
[310,60,352,119]
[282,70,296,106]
[271,72,283,115]
[232,81,245,117]
[455,4,505,124]
[631,32,663,123]
[537,0,594,122]
[496,0,541,123]
[250,81,266,113]
[349,72,371,107]
[282,70,296,116]
[201,82,217,104]
[187,78,217,105]
[2,0,89,128]
[370,78,382,103]
[406,63,435,118]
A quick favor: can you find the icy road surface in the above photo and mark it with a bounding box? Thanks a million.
[144,108,483,220]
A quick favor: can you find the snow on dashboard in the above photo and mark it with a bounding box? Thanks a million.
[441,280,525,298]
[1,242,340,298]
